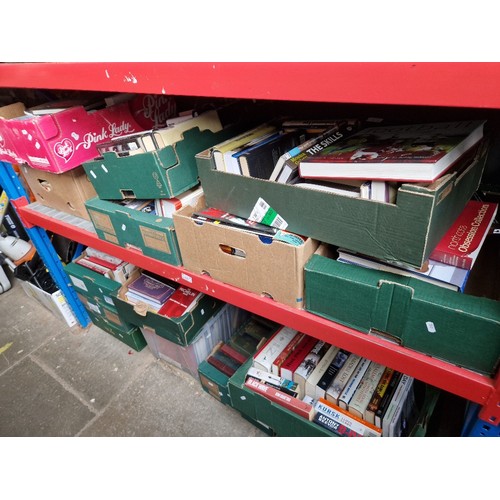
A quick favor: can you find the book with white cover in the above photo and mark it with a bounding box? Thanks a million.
[338,357,371,410]
[304,345,339,398]
[252,326,298,372]
[347,361,386,420]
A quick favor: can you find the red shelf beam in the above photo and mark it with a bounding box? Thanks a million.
[16,200,499,422]
[2,62,500,109]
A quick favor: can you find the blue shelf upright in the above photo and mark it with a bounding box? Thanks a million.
[0,160,91,328]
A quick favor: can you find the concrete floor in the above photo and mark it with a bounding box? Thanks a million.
[0,276,267,437]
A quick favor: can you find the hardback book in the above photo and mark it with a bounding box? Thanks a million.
[271,331,305,376]
[374,371,404,429]
[207,343,243,377]
[304,345,340,399]
[382,374,414,437]
[338,357,371,410]
[298,120,486,182]
[237,130,303,179]
[84,247,124,266]
[279,334,319,382]
[127,273,176,306]
[293,340,331,398]
[212,123,278,172]
[75,257,112,277]
[154,186,204,218]
[269,119,361,183]
[347,361,386,421]
[229,331,260,358]
[252,326,299,373]
[365,366,397,425]
[83,253,121,271]
[219,343,248,365]
[336,248,470,292]
[325,353,362,405]
[429,200,498,270]
[245,376,315,421]
[246,366,299,398]
[156,285,203,318]
[314,398,382,437]
[315,348,351,400]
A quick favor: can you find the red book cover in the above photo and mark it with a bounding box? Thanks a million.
[271,332,305,376]
[157,285,203,318]
[219,343,248,365]
[429,200,498,270]
[244,376,315,420]
[84,254,120,270]
[280,335,319,381]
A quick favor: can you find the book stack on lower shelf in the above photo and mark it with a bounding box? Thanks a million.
[225,328,437,437]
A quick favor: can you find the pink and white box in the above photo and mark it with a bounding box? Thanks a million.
[1,94,176,173]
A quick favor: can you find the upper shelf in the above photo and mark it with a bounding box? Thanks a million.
[2,62,500,109]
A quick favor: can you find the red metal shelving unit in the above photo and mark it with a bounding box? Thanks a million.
[1,62,499,425]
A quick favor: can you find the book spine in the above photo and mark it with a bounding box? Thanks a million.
[315,399,382,437]
[304,345,340,399]
[347,361,387,420]
[313,411,362,437]
[246,366,299,398]
[293,340,329,396]
[206,355,236,377]
[271,332,305,375]
[338,357,371,410]
[220,343,248,365]
[375,371,403,429]
[315,348,350,399]
[325,354,361,405]
[365,367,396,425]
[252,326,298,372]
[382,374,413,437]
[75,257,111,276]
[280,335,318,381]
[245,377,314,421]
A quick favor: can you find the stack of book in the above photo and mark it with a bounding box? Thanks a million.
[243,327,418,437]
[125,271,177,312]
[74,247,136,284]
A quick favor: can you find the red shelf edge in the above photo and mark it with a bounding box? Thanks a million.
[2,62,500,108]
[18,202,498,420]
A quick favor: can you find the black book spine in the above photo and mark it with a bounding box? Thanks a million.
[317,349,351,392]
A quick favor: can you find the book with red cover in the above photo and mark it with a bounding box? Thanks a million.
[280,334,319,382]
[157,285,203,318]
[271,332,305,376]
[244,376,315,420]
[219,343,248,365]
[429,200,498,270]
[298,120,485,182]
[127,273,176,305]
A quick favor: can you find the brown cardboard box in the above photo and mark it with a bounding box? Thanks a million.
[173,197,319,309]
[20,163,97,220]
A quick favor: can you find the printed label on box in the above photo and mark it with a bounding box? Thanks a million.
[69,275,88,292]
[104,233,119,244]
[139,226,171,254]
[89,210,116,235]
[249,198,288,230]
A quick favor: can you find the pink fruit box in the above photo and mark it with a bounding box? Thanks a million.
[0,94,176,173]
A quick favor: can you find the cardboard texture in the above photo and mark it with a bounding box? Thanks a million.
[196,140,488,268]
[304,254,500,376]
[18,279,77,328]
[20,164,97,220]
[64,260,122,309]
[139,304,251,377]
[86,308,147,352]
[85,197,182,264]
[0,95,176,173]
[112,271,228,346]
[198,360,232,405]
[82,124,238,200]
[172,198,319,309]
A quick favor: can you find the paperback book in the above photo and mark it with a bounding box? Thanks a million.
[429,200,498,270]
[298,120,486,182]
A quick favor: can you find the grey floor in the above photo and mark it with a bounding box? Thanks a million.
[0,276,267,437]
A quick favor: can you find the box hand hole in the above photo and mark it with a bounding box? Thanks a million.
[219,244,246,258]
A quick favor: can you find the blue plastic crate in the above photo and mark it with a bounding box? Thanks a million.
[461,403,500,437]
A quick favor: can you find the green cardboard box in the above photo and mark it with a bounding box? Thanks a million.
[198,360,232,405]
[111,273,225,346]
[228,359,334,437]
[85,308,147,352]
[85,196,182,264]
[196,140,489,268]
[65,260,122,309]
[82,118,239,200]
[304,253,500,376]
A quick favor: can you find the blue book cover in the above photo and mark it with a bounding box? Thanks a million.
[127,273,176,304]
